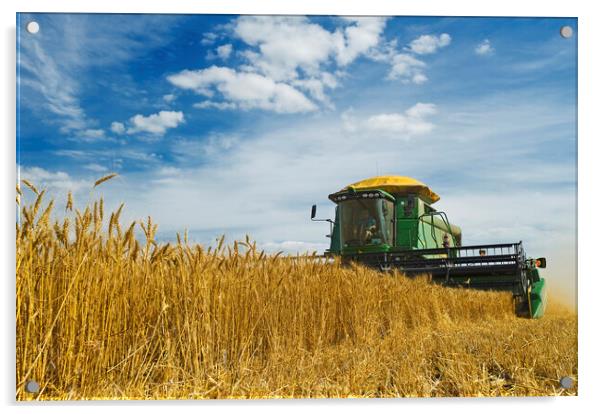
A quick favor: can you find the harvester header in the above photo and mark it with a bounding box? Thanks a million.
[311,175,548,318]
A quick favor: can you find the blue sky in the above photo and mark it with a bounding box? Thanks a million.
[16,14,577,293]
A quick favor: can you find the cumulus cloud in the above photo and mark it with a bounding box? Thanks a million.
[234,16,386,77]
[343,103,438,137]
[234,16,338,81]
[216,44,233,60]
[111,121,126,134]
[335,18,388,65]
[193,101,237,110]
[202,134,240,155]
[77,128,105,140]
[201,32,218,46]
[168,66,317,113]
[371,33,451,85]
[233,16,386,82]
[405,102,438,118]
[291,72,338,104]
[170,18,454,110]
[171,16,389,113]
[163,94,176,103]
[386,53,428,84]
[127,110,185,135]
[365,113,433,135]
[408,33,452,55]
[475,39,494,56]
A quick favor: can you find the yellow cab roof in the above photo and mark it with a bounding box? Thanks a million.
[339,175,440,204]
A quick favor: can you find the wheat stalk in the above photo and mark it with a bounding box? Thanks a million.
[93,173,118,188]
[21,179,38,195]
[66,191,74,211]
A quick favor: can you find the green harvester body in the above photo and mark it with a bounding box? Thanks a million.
[313,176,547,318]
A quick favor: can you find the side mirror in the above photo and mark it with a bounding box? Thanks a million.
[311,204,317,220]
[535,257,547,269]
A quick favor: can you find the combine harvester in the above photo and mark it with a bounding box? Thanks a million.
[311,176,547,318]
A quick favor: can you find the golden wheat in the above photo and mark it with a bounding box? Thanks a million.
[16,187,577,400]
[93,173,118,188]
[66,191,74,212]
[21,178,38,195]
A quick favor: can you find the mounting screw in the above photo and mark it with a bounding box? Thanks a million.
[26,21,40,34]
[559,376,574,389]
[560,26,573,39]
[24,380,40,393]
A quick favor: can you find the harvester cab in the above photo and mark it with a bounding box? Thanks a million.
[311,176,548,318]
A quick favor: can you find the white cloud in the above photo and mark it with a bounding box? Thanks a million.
[411,73,428,84]
[334,17,388,66]
[170,17,449,112]
[127,111,185,135]
[168,135,240,165]
[54,149,87,159]
[111,121,126,134]
[370,32,451,84]
[55,148,160,166]
[201,32,218,45]
[233,16,339,81]
[405,102,438,118]
[365,113,433,135]
[193,101,237,110]
[234,16,387,80]
[163,94,176,103]
[168,66,317,113]
[344,103,438,137]
[169,16,389,112]
[216,44,233,60]
[475,39,494,56]
[292,72,338,104]
[408,33,452,55]
[84,163,109,172]
[439,192,575,255]
[78,128,105,140]
[157,166,182,176]
[19,40,87,134]
[386,53,428,84]
[18,165,89,197]
[202,135,240,156]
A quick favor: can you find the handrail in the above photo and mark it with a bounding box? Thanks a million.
[418,211,460,247]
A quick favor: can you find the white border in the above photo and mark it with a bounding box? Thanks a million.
[3,1,600,413]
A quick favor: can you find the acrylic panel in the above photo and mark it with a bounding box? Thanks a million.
[16,13,577,400]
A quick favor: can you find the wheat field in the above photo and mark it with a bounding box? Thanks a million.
[16,180,577,400]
